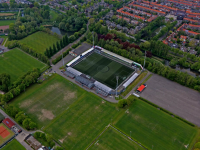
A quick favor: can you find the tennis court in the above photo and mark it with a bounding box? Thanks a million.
[73,52,134,89]
[0,124,14,145]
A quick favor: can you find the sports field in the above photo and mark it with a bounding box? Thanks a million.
[0,124,14,146]
[0,20,15,26]
[2,139,25,150]
[73,52,134,89]
[44,92,121,150]
[0,48,48,82]
[114,99,198,150]
[19,31,59,54]
[89,127,144,150]
[11,74,83,128]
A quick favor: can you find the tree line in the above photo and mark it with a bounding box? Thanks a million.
[0,68,40,130]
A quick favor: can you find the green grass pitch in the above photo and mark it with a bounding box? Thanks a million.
[0,20,15,26]
[11,74,83,128]
[114,99,198,150]
[19,31,59,54]
[0,48,48,82]
[89,127,144,150]
[43,92,121,150]
[2,139,25,150]
[73,52,134,89]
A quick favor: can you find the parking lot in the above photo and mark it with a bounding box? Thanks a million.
[140,74,200,126]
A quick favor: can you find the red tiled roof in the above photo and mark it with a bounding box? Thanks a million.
[184,18,198,23]
[180,35,187,39]
[150,1,178,11]
[188,23,200,28]
[183,29,200,35]
[177,23,186,32]
[130,3,166,14]
[163,40,168,45]
[147,15,157,22]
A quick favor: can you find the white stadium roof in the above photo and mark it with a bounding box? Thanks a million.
[123,73,139,88]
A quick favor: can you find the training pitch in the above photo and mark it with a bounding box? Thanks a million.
[0,124,14,146]
[89,127,144,150]
[19,31,59,54]
[114,99,198,150]
[73,52,134,89]
[0,48,48,82]
[2,139,25,150]
[11,74,83,128]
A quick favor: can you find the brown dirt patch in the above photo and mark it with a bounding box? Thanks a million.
[20,99,33,108]
[102,101,105,104]
[29,105,38,113]
[64,91,76,101]
[0,13,14,16]
[45,83,61,92]
[68,132,72,136]
[59,135,68,143]
[38,109,55,121]
[0,25,9,31]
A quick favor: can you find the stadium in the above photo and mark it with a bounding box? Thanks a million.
[65,46,143,97]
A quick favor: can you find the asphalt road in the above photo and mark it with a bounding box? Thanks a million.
[140,74,200,126]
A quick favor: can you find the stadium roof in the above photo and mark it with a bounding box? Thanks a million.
[101,49,133,64]
[123,73,139,88]
[94,81,112,93]
[75,76,94,88]
[66,67,82,76]
[3,118,15,128]
[64,71,75,78]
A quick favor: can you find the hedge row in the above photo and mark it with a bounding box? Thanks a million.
[52,48,72,65]
[138,97,195,127]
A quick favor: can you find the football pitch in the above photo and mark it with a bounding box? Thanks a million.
[2,139,25,150]
[89,127,144,150]
[19,31,59,54]
[73,52,134,89]
[0,48,48,82]
[114,99,198,150]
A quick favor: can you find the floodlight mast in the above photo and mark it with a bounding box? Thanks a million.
[93,31,94,48]
[116,76,119,96]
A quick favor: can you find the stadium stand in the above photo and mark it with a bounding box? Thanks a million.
[64,71,75,79]
[94,81,112,95]
[75,76,94,89]
[66,67,82,76]
[123,73,139,88]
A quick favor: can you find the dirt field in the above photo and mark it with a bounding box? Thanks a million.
[140,74,200,126]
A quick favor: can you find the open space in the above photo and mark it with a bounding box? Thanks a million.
[89,127,144,150]
[11,74,83,128]
[73,52,134,89]
[2,139,25,150]
[0,20,15,26]
[44,91,121,150]
[0,48,48,82]
[0,124,14,146]
[140,74,200,126]
[114,99,198,150]
[19,31,59,54]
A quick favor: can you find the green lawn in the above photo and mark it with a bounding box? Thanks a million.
[89,127,144,150]
[44,91,121,150]
[0,20,15,26]
[0,48,48,82]
[114,99,198,150]
[73,52,134,89]
[19,31,59,54]
[0,35,8,46]
[11,74,83,128]
[2,139,25,150]
[50,10,59,21]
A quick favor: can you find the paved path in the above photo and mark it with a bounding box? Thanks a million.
[50,22,89,64]
[124,71,151,99]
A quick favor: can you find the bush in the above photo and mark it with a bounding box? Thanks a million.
[195,142,200,149]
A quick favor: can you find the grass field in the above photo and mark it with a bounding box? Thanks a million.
[0,124,14,146]
[0,20,15,26]
[0,48,48,82]
[19,31,59,54]
[2,139,25,150]
[44,91,121,150]
[0,35,8,46]
[11,74,83,128]
[89,127,144,150]
[73,52,134,89]
[114,99,198,150]
[50,10,59,21]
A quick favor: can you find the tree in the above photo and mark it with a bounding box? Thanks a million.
[53,43,57,54]
[9,23,15,31]
[29,122,36,129]
[56,41,61,51]
[22,118,31,129]
[60,40,64,48]
[140,41,150,50]
[34,2,39,7]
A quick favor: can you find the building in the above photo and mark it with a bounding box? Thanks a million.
[2,118,15,129]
